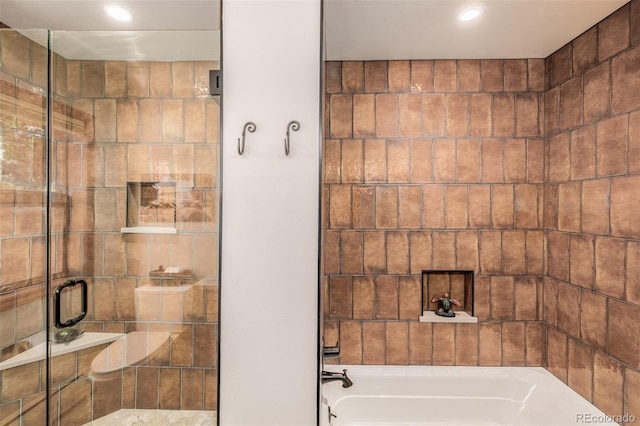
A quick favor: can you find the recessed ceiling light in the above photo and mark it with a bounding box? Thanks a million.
[457,6,483,22]
[104,4,134,22]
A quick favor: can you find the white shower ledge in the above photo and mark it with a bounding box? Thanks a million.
[419,311,478,323]
[121,226,177,234]
[0,332,124,371]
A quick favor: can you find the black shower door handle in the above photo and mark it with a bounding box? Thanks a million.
[54,279,88,328]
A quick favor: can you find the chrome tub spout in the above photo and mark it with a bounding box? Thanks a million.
[322,369,353,388]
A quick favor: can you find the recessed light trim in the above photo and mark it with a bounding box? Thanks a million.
[105,4,134,22]
[457,6,483,22]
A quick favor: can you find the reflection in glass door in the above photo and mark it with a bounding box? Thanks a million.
[0,5,221,424]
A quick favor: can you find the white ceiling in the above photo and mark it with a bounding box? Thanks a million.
[0,0,630,61]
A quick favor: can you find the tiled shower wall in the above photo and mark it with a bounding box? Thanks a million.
[322,1,640,422]
[543,2,640,421]
[322,58,547,367]
[0,27,220,424]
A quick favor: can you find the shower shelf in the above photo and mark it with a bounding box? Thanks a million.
[419,311,478,324]
[120,226,178,234]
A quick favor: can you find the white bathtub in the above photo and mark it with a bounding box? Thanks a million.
[321,365,618,426]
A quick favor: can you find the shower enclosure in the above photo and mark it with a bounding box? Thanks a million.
[0,12,221,425]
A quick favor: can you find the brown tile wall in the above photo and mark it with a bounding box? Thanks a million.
[323,58,547,368]
[543,2,640,422]
[0,28,220,423]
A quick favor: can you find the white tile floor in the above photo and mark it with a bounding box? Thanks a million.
[85,409,216,425]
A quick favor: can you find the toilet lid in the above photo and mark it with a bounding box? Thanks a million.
[90,331,171,374]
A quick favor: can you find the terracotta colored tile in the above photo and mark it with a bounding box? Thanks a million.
[481,60,503,92]
[548,232,569,282]
[387,139,410,182]
[479,231,502,275]
[410,139,433,183]
[544,87,560,136]
[472,276,490,320]
[149,62,172,98]
[502,322,525,366]
[1,31,30,79]
[376,276,398,319]
[329,94,353,138]
[549,132,570,182]
[410,60,434,92]
[568,339,593,402]
[547,327,568,382]
[432,232,455,270]
[409,322,432,364]
[388,60,410,92]
[1,237,29,287]
[399,186,422,228]
[570,126,596,180]
[457,60,480,92]
[492,93,515,137]
[611,176,640,239]
[376,94,399,137]
[127,62,150,98]
[583,63,611,125]
[399,94,421,137]
[353,186,375,228]
[182,369,204,410]
[326,62,342,93]
[1,362,41,402]
[628,241,640,305]
[633,0,640,43]
[329,185,352,228]
[557,282,580,338]
[631,111,640,174]
[626,369,640,422]
[445,185,467,229]
[398,276,420,320]
[362,321,385,364]
[515,185,538,228]
[573,27,598,76]
[492,185,514,228]
[550,44,572,87]
[502,231,525,275]
[557,182,581,232]
[468,185,491,228]
[80,61,104,98]
[581,179,610,235]
[375,186,398,228]
[504,60,527,91]
[455,231,478,271]
[341,139,363,183]
[490,276,514,320]
[386,231,409,274]
[409,231,432,274]
[481,139,503,183]
[329,276,352,319]
[469,93,492,137]
[525,231,544,275]
[342,61,364,92]
[570,235,595,290]
[60,379,92,424]
[581,290,607,351]
[365,61,387,93]
[593,353,624,417]
[543,277,558,329]
[560,77,583,131]
[94,99,116,143]
[527,59,545,92]
[162,99,184,143]
[158,368,181,409]
[612,44,640,114]
[353,94,375,138]
[479,323,502,366]
[525,322,544,366]
[515,93,539,137]
[340,231,363,274]
[446,93,468,137]
[503,139,527,183]
[185,99,207,143]
[324,139,341,183]
[364,231,386,274]
[599,4,630,61]
[423,185,444,229]
[117,99,139,142]
[324,233,340,276]
[513,277,537,320]
[353,276,374,319]
[386,322,409,365]
[422,93,445,137]
[595,237,625,298]
[455,139,479,183]
[455,323,478,366]
[66,60,82,96]
[434,60,457,92]
[364,139,387,183]
[597,115,628,176]
[609,300,640,369]
[432,323,455,365]
[433,140,456,183]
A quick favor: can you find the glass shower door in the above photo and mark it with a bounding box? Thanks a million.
[45,29,221,424]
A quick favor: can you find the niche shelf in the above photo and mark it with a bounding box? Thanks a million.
[121,181,178,234]
[419,270,477,324]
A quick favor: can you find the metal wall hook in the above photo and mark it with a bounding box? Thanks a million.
[238,122,257,155]
[284,120,300,156]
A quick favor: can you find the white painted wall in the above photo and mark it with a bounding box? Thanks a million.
[219,1,321,425]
